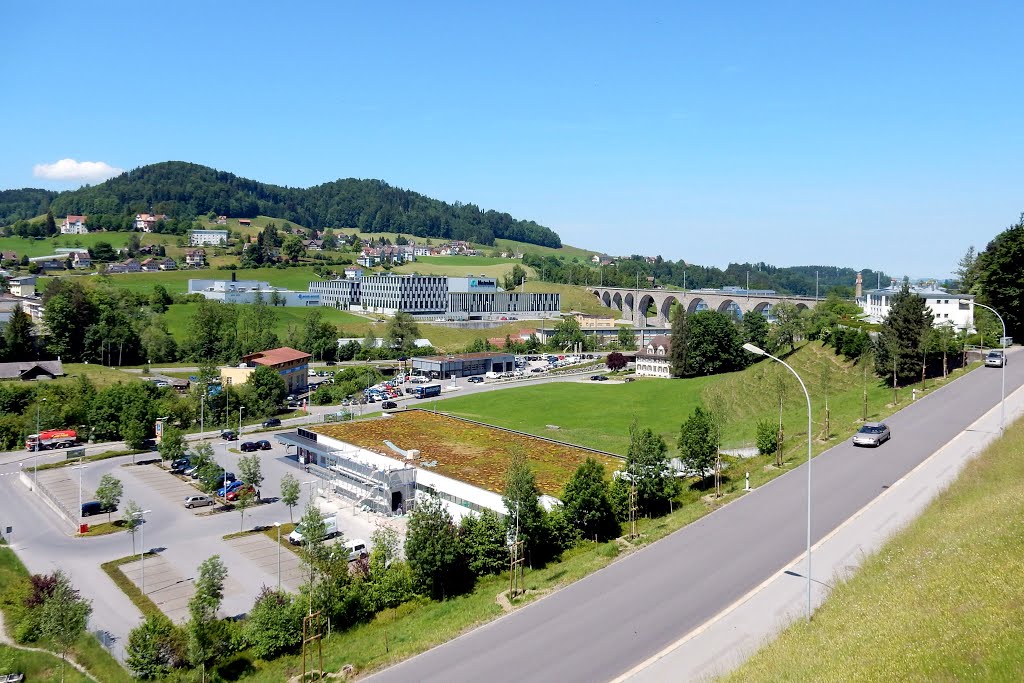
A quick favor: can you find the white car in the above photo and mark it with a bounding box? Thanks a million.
[985,350,1006,368]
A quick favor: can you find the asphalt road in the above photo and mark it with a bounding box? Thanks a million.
[367,359,1023,683]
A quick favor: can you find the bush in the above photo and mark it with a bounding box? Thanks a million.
[756,419,778,456]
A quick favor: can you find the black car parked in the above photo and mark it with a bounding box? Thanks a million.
[239,441,258,452]
[221,430,238,441]
[81,501,116,517]
[256,440,272,450]
[170,457,191,473]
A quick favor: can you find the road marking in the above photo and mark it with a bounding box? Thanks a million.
[611,380,1024,683]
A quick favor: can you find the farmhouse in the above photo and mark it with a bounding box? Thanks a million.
[635,335,672,379]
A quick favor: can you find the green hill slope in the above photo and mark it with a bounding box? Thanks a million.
[4,161,561,248]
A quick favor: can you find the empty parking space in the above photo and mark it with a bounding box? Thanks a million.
[227,533,306,592]
[35,468,104,521]
[120,554,195,623]
[125,464,212,514]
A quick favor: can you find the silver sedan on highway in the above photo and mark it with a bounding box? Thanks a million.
[853,422,891,447]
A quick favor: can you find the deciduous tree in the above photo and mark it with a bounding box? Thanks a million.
[280,473,301,523]
[625,423,679,515]
[562,457,619,541]
[678,407,717,481]
[95,473,124,523]
[404,495,467,599]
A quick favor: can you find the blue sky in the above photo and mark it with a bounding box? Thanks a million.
[3,1,1022,277]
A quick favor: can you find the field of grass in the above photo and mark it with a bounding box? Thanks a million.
[314,411,620,495]
[440,342,978,458]
[0,233,142,259]
[0,645,93,683]
[725,413,1024,682]
[391,259,531,280]
[53,363,141,388]
[494,237,596,261]
[523,281,609,316]
[99,265,326,294]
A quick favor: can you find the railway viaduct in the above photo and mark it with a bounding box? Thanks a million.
[588,287,821,326]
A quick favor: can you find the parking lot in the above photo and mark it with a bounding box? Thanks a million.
[226,533,307,592]
[34,467,103,523]
[124,464,216,515]
[119,553,196,623]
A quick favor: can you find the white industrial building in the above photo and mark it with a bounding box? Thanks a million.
[188,278,321,306]
[275,426,511,522]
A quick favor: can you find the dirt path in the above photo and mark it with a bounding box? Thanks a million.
[0,609,100,682]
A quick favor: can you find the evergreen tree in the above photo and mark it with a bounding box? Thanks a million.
[3,304,35,360]
[404,495,467,599]
[669,307,689,376]
[874,283,934,385]
[975,215,1024,337]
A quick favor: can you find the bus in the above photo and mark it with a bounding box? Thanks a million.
[413,384,442,399]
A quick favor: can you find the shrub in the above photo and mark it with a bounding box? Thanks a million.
[756,419,778,456]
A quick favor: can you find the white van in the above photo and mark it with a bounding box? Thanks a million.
[484,371,501,379]
[288,515,339,545]
[345,538,368,562]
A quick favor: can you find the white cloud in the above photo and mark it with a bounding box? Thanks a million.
[32,158,124,183]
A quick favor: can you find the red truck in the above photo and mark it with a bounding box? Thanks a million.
[25,429,78,451]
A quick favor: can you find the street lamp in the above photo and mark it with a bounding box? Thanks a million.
[33,397,47,487]
[239,406,245,435]
[743,342,814,621]
[274,522,282,591]
[134,509,153,594]
[70,459,87,522]
[970,303,1003,432]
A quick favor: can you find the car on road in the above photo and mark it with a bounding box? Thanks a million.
[220,430,238,441]
[852,422,891,447]
[261,417,281,428]
[217,480,245,497]
[226,484,259,502]
[239,441,258,452]
[623,377,636,383]
[468,376,484,383]
[530,367,544,373]
[184,494,214,509]
[256,439,272,450]
[345,538,369,562]
[381,400,398,410]
[985,350,1007,368]
[589,375,608,381]
[289,515,339,544]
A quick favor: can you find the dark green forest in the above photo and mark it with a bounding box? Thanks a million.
[0,188,58,223]
[0,161,562,248]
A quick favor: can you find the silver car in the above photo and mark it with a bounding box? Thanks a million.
[985,350,1006,368]
[853,422,891,447]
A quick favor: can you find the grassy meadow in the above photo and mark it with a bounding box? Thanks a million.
[724,413,1024,682]
[440,342,978,458]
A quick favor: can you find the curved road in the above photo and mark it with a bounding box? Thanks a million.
[368,358,1022,683]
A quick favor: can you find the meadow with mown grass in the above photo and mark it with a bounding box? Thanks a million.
[724,412,1024,682]
[440,342,979,458]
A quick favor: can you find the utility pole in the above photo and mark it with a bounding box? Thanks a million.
[816,270,819,300]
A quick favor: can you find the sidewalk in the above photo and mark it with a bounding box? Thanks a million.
[622,383,1024,683]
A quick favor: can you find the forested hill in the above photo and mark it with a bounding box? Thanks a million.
[3,161,562,248]
[0,188,58,224]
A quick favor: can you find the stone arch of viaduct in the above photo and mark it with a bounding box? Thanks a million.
[590,287,820,327]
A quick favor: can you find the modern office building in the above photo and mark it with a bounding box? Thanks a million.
[308,278,361,308]
[304,273,560,318]
[356,274,449,315]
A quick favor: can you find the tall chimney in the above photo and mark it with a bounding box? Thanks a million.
[855,272,863,298]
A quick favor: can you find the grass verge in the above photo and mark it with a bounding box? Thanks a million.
[99,553,161,618]
[724,413,1024,681]
[0,546,131,682]
[36,448,146,471]
[0,644,92,683]
[77,520,129,537]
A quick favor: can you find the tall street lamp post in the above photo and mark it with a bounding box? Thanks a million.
[973,302,1007,434]
[274,521,282,591]
[70,460,87,522]
[743,342,814,621]
[33,397,47,487]
[136,509,153,594]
